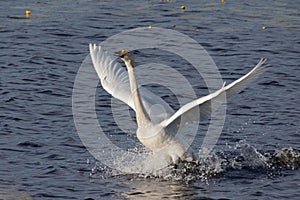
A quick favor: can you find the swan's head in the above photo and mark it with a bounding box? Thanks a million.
[117,49,134,66]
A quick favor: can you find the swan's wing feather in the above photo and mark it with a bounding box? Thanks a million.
[89,44,174,121]
[225,58,268,98]
[160,83,226,130]
[89,43,134,108]
[161,58,268,130]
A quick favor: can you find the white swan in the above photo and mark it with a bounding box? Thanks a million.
[89,44,268,164]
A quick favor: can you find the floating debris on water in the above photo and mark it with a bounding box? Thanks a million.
[180,5,186,10]
[148,25,152,30]
[25,10,31,17]
[262,25,267,30]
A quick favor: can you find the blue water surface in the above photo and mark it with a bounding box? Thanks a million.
[0,0,299,199]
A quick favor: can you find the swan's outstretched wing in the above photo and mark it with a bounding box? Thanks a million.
[89,44,132,107]
[160,58,268,130]
[224,58,268,98]
[89,44,174,121]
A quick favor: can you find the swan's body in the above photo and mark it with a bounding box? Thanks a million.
[89,44,268,164]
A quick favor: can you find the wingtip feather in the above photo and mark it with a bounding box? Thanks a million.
[258,57,267,66]
[89,43,95,54]
[222,81,226,88]
[89,43,101,54]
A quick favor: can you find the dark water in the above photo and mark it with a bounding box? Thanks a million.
[1,0,299,199]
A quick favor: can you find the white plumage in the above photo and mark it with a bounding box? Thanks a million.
[89,44,268,164]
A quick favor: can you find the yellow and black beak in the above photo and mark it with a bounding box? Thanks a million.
[116,49,128,58]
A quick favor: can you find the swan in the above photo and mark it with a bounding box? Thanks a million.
[89,44,268,164]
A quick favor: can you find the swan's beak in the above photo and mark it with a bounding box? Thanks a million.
[116,49,128,58]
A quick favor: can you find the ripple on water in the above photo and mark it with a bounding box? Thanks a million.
[0,0,299,199]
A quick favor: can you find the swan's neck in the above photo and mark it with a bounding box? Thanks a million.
[125,60,151,127]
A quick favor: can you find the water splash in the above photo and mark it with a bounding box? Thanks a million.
[266,147,300,169]
[89,142,300,182]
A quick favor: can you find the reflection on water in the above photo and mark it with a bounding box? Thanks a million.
[0,183,33,200]
[123,180,197,199]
